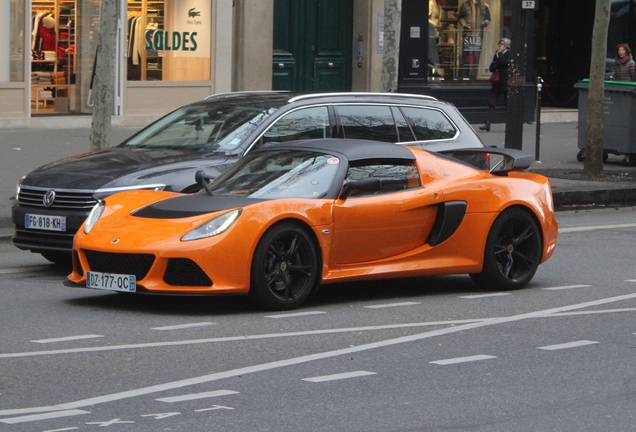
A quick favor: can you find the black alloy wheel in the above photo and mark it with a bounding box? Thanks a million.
[250,223,319,310]
[470,208,542,291]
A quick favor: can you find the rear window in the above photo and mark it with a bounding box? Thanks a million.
[336,105,399,143]
[401,107,457,141]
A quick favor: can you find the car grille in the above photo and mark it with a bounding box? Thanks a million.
[13,228,75,251]
[18,186,98,210]
[164,258,213,287]
[84,250,155,280]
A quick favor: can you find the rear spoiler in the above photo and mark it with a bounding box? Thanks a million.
[441,147,535,175]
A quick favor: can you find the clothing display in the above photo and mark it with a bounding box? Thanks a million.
[127,5,164,81]
[31,1,77,112]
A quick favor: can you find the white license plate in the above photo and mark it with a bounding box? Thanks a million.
[24,213,66,232]
[86,271,136,292]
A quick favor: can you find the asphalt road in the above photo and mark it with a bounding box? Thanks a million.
[0,207,635,431]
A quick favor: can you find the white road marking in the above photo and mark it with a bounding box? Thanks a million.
[3,304,636,360]
[0,409,89,424]
[156,390,238,403]
[43,428,79,432]
[152,323,216,331]
[86,418,134,426]
[626,279,636,282]
[550,308,636,316]
[302,371,376,382]
[32,335,103,344]
[537,340,599,351]
[264,311,326,318]
[541,284,592,291]
[195,405,234,412]
[0,319,486,359]
[364,302,421,309]
[459,293,511,299]
[430,354,496,365]
[3,292,636,422]
[140,412,180,419]
[559,223,636,233]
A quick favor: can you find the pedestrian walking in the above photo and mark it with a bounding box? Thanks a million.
[479,38,510,132]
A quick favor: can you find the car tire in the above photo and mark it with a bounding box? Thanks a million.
[40,251,71,266]
[576,149,609,162]
[469,208,541,291]
[249,222,319,310]
[576,149,585,162]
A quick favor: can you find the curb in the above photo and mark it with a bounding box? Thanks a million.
[552,187,636,210]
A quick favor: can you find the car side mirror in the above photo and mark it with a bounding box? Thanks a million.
[339,177,382,200]
[195,170,215,196]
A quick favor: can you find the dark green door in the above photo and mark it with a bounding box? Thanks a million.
[273,0,353,92]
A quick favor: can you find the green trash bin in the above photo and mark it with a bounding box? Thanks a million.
[575,79,636,165]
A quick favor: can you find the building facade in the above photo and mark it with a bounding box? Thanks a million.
[1,0,635,127]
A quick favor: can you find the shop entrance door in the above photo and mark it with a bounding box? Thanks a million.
[272,0,353,92]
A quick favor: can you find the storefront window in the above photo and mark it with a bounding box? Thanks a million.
[127,0,211,81]
[429,0,506,81]
[3,0,25,82]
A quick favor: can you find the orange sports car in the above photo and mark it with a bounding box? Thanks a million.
[67,139,558,310]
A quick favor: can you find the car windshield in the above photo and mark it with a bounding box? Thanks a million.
[205,150,340,199]
[123,102,277,153]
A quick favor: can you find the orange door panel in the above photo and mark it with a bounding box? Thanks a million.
[331,190,441,264]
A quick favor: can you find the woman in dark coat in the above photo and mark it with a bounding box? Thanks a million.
[614,43,635,81]
[479,38,510,132]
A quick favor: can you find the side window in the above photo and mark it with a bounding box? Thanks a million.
[345,161,421,197]
[401,107,457,141]
[391,107,415,143]
[261,106,330,144]
[336,105,399,142]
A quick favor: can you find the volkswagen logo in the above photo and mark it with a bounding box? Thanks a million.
[43,190,56,208]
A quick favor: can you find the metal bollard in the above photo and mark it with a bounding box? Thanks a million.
[535,77,543,161]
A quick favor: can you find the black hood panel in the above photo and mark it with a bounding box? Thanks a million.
[132,195,264,219]
[21,148,234,190]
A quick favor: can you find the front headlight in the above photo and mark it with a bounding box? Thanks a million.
[15,176,25,199]
[181,209,242,241]
[84,201,105,234]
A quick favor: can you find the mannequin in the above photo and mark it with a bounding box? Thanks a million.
[39,16,56,52]
[457,0,491,79]
[428,0,441,69]
[458,0,490,30]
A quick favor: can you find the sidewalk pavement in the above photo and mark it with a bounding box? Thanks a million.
[1,118,636,240]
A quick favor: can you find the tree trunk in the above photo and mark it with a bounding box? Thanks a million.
[583,0,611,178]
[90,0,119,151]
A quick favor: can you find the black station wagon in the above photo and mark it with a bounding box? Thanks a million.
[13,91,487,264]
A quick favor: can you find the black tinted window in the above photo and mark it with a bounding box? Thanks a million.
[401,107,457,141]
[346,161,420,197]
[337,105,399,142]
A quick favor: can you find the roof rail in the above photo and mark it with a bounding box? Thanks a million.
[204,90,290,100]
[287,92,438,103]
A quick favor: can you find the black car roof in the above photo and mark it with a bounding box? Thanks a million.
[255,138,417,162]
